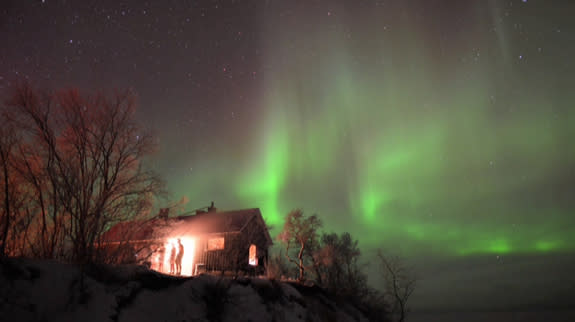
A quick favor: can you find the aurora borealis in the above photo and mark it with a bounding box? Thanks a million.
[174,0,575,257]
[2,0,574,311]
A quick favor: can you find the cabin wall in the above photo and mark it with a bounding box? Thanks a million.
[193,232,269,276]
[99,224,271,277]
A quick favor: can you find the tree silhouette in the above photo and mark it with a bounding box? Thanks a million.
[377,249,416,322]
[0,111,26,257]
[278,209,321,281]
[3,83,164,263]
[312,232,367,297]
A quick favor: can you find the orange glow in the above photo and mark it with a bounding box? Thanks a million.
[153,236,195,276]
[207,237,225,250]
[249,244,257,266]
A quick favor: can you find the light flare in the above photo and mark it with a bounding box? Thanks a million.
[153,237,196,276]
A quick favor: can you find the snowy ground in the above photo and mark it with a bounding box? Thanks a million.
[0,258,375,322]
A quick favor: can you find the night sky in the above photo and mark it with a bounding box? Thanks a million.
[2,0,575,311]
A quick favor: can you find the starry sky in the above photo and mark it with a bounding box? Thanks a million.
[2,0,575,311]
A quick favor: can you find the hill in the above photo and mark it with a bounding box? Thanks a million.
[0,258,385,322]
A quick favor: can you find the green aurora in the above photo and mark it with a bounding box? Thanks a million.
[4,0,574,312]
[168,1,575,257]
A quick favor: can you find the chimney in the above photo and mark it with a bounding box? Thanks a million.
[208,201,216,212]
[158,208,169,219]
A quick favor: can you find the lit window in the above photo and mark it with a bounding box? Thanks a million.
[207,237,225,250]
[249,244,257,266]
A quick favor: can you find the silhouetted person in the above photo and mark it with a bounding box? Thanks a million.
[175,238,184,275]
[157,245,165,273]
[169,242,176,274]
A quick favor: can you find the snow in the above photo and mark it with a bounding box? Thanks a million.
[0,258,374,322]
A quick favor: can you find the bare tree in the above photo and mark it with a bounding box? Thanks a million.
[14,141,67,259]
[376,250,416,322]
[0,111,26,257]
[5,83,164,264]
[312,232,367,297]
[278,209,322,281]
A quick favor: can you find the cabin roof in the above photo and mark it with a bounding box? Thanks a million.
[100,208,272,246]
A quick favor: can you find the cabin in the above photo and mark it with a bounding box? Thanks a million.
[99,203,273,277]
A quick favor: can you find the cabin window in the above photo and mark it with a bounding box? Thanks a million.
[207,237,225,250]
[249,244,258,266]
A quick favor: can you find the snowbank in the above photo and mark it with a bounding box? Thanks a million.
[0,258,377,322]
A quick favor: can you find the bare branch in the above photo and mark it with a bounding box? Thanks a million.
[377,249,416,322]
[2,83,164,263]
